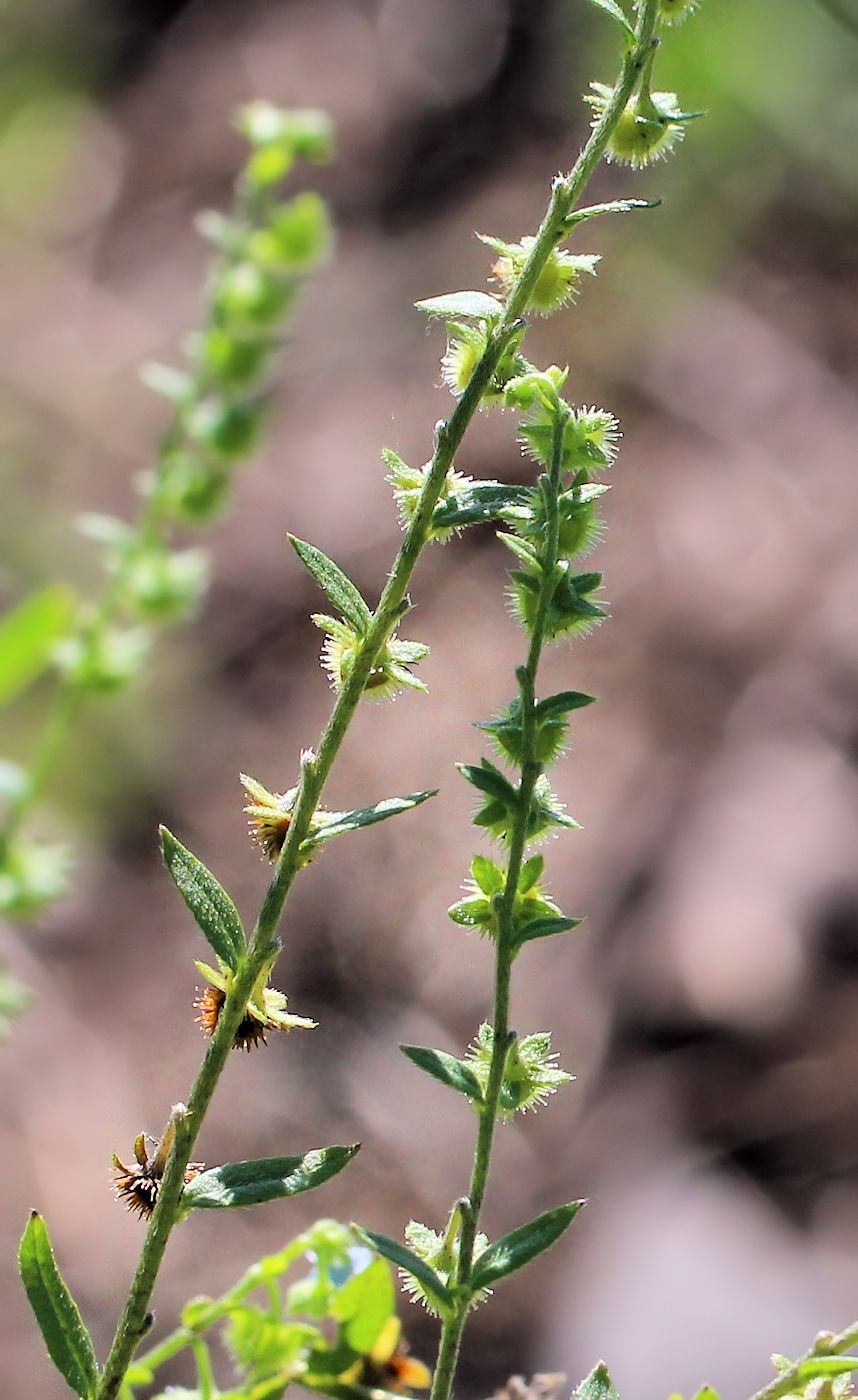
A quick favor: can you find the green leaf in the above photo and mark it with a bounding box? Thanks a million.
[457,761,518,805]
[353,1228,453,1316]
[691,1389,721,1400]
[471,855,505,895]
[305,790,437,849]
[225,1305,317,1383]
[795,1359,858,1380]
[0,586,75,707]
[18,1212,98,1399]
[159,827,246,971]
[432,483,530,530]
[534,691,596,720]
[517,855,544,892]
[583,0,634,37]
[574,1362,621,1400]
[516,915,581,945]
[288,536,372,633]
[330,1258,394,1352]
[414,290,504,320]
[468,1201,585,1292]
[566,199,658,228]
[400,1045,484,1102]
[182,1145,360,1210]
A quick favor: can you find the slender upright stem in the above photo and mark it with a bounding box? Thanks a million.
[429,7,661,1399]
[96,7,661,1392]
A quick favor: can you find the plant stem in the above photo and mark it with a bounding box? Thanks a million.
[747,1323,858,1400]
[96,8,660,1390]
[1,176,284,856]
[429,6,661,1398]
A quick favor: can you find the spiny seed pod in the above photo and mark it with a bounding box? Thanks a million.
[586,83,686,168]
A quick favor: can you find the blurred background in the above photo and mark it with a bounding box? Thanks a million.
[1,0,858,1397]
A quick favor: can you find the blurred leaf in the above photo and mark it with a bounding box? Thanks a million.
[795,1358,858,1379]
[331,1258,394,1352]
[159,827,246,971]
[0,586,75,707]
[288,537,371,632]
[183,1146,360,1210]
[305,791,437,849]
[414,291,504,320]
[574,1362,621,1400]
[469,1202,585,1291]
[583,0,635,36]
[0,968,30,1038]
[400,1045,484,1102]
[18,1212,98,1399]
[225,1305,317,1382]
[352,1229,453,1316]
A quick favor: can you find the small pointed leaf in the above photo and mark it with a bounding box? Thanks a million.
[516,915,581,945]
[471,855,505,895]
[0,586,75,707]
[432,483,530,530]
[304,790,437,850]
[415,290,504,320]
[19,1212,99,1399]
[182,1144,359,1210]
[583,0,634,37]
[353,1228,453,1316]
[534,691,596,720]
[469,1201,585,1292]
[400,1045,484,1102]
[574,1361,622,1400]
[457,761,518,805]
[566,199,658,228]
[289,536,372,633]
[160,827,245,970]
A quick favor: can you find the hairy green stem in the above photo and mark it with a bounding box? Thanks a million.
[430,6,661,1398]
[747,1323,858,1400]
[97,6,660,1390]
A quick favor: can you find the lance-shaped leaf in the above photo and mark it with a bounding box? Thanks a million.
[574,1362,622,1400]
[182,1144,359,1210]
[353,1228,453,1318]
[160,827,246,970]
[432,483,530,531]
[565,198,659,230]
[19,1212,99,1399]
[289,536,372,633]
[400,1045,484,1103]
[469,1201,585,1292]
[0,585,75,707]
[515,915,581,947]
[415,290,504,320]
[582,0,634,38]
[302,790,437,852]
